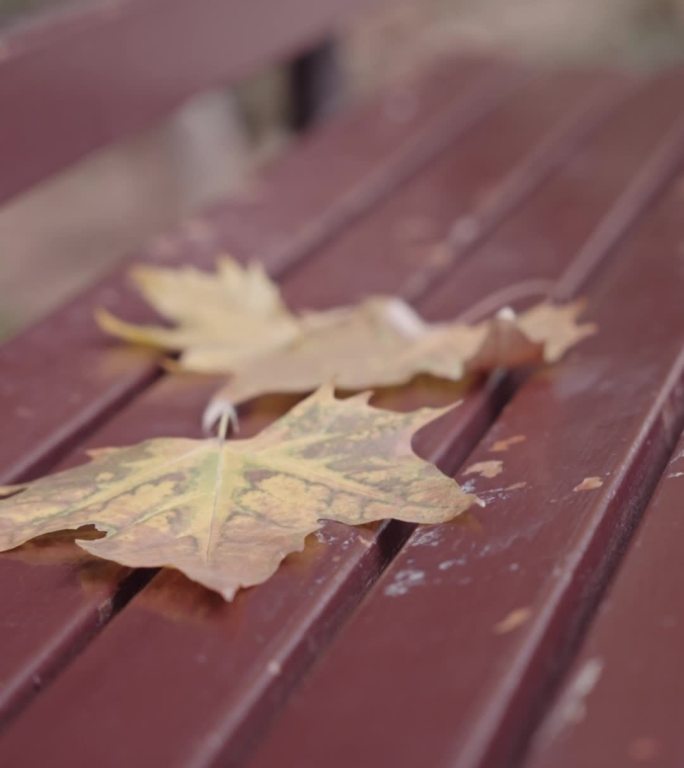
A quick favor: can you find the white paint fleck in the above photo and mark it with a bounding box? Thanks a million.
[668,472,684,478]
[384,569,426,597]
[267,660,282,676]
[461,479,478,494]
[314,529,337,545]
[438,556,467,571]
[411,528,441,547]
[537,657,604,747]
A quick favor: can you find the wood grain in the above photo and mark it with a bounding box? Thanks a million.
[0,56,515,486]
[244,89,684,768]
[0,69,674,768]
[525,430,684,768]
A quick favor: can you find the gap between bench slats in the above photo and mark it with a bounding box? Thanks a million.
[0,55,521,486]
[0,69,677,768]
[0,63,620,727]
[243,97,684,768]
[524,426,684,768]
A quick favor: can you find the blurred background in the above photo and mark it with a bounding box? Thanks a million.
[2,0,684,341]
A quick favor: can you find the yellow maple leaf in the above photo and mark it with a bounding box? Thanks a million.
[0,387,477,600]
[96,257,300,369]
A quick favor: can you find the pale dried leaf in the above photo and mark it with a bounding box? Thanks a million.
[95,259,595,421]
[97,258,300,369]
[0,387,477,600]
[205,300,594,427]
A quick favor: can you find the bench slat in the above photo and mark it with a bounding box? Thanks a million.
[0,71,672,767]
[0,61,615,728]
[279,70,628,308]
[238,86,684,768]
[525,430,684,768]
[422,69,684,320]
[0,56,514,485]
[0,0,379,204]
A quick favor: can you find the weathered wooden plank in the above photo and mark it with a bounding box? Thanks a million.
[0,62,622,730]
[0,0,381,205]
[279,70,629,307]
[240,98,684,768]
[0,56,517,486]
[421,68,684,321]
[0,71,674,768]
[524,431,684,768]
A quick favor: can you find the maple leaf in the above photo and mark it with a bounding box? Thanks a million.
[96,258,300,370]
[96,258,595,425]
[203,300,595,428]
[0,388,477,600]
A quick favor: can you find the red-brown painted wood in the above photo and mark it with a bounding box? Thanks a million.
[0,57,593,726]
[0,373,499,761]
[243,123,684,768]
[0,0,380,204]
[0,70,676,768]
[0,56,516,486]
[524,431,684,768]
[0,53,523,724]
[420,68,684,321]
[280,70,631,309]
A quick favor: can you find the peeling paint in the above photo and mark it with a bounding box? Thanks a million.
[538,657,604,747]
[384,569,426,597]
[411,528,441,547]
[494,606,532,634]
[464,460,504,479]
[491,435,526,452]
[573,476,603,492]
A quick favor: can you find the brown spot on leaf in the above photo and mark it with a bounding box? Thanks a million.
[465,460,503,479]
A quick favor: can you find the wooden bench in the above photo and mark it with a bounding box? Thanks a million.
[1,2,684,766]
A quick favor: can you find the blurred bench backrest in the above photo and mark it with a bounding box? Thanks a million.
[0,0,377,207]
